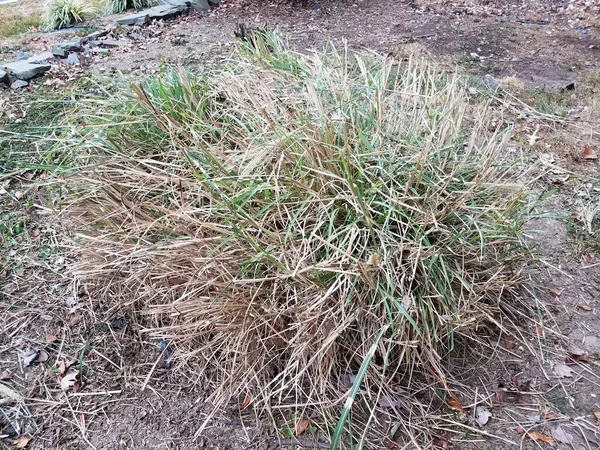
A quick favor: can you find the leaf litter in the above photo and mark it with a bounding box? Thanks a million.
[475,406,492,427]
[528,431,555,445]
[553,363,575,378]
[60,372,79,391]
[551,425,574,444]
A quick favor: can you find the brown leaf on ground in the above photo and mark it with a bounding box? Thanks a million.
[583,144,598,160]
[529,431,555,444]
[516,426,525,434]
[294,418,310,436]
[576,304,593,311]
[57,360,66,376]
[495,389,505,404]
[504,338,514,350]
[240,393,252,410]
[567,348,589,363]
[12,436,30,448]
[548,288,561,297]
[447,399,464,412]
[553,363,575,378]
[60,372,78,391]
[594,411,600,422]
[432,433,449,448]
[72,380,83,393]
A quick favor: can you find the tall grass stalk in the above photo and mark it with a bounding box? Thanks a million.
[59,34,529,445]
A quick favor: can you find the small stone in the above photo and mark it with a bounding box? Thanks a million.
[66,53,80,65]
[52,41,83,58]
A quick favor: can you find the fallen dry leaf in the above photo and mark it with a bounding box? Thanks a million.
[504,338,514,350]
[432,433,450,449]
[240,393,252,410]
[72,380,83,393]
[60,372,78,391]
[294,418,310,437]
[553,363,575,378]
[529,431,555,445]
[551,425,574,444]
[548,288,561,297]
[12,436,30,448]
[568,348,589,363]
[576,304,593,311]
[516,426,525,434]
[583,144,598,160]
[447,399,464,412]
[475,406,492,427]
[57,360,66,376]
[594,411,600,422]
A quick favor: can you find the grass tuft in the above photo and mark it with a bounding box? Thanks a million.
[58,34,530,445]
[41,0,99,31]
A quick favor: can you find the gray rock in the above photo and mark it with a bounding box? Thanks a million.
[0,60,51,80]
[66,53,80,65]
[117,3,191,26]
[116,11,150,26]
[9,51,32,60]
[52,41,83,58]
[189,0,210,11]
[160,0,190,5]
[90,39,127,48]
[26,52,55,64]
[84,29,109,40]
[0,69,7,84]
[147,4,190,19]
[11,80,29,89]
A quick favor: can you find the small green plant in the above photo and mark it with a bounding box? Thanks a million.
[41,0,99,31]
[105,0,156,14]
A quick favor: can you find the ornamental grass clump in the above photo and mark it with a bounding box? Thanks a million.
[42,0,98,30]
[62,33,528,444]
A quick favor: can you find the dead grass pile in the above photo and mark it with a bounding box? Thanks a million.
[60,34,530,444]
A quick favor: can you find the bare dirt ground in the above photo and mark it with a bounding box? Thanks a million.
[1,0,600,449]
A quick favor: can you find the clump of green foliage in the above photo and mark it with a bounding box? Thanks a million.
[41,0,99,31]
[59,33,530,447]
